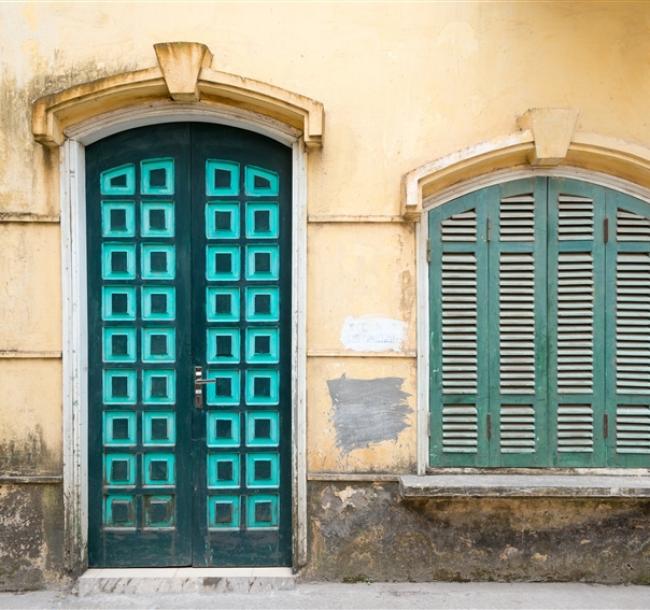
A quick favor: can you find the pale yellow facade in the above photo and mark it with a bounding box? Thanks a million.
[0,1,650,584]
[1,0,650,483]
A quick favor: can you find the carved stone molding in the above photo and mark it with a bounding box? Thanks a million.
[32,42,324,148]
[402,109,650,221]
[517,107,579,167]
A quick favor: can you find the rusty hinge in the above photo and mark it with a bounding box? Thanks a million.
[486,218,491,243]
[603,413,609,439]
[487,413,492,441]
[603,217,609,243]
[426,238,431,263]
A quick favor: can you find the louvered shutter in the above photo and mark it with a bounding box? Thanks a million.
[429,178,650,468]
[547,180,607,466]
[429,193,489,466]
[488,179,548,466]
[605,191,650,466]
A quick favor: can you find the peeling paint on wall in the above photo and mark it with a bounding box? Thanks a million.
[327,374,411,453]
[340,316,406,352]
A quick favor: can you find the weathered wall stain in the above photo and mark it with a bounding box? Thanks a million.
[0,484,64,591]
[327,374,411,452]
[304,482,650,584]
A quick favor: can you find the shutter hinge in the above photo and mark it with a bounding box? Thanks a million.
[486,218,491,242]
[426,238,431,263]
[426,417,431,438]
[486,413,492,440]
[603,413,609,439]
[603,217,609,243]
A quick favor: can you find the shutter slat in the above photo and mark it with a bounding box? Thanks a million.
[616,251,650,395]
[441,209,477,242]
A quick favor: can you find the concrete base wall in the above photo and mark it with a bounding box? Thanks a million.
[304,481,650,584]
[4,479,650,589]
[0,483,65,591]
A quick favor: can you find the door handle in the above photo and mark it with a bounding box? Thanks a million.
[194,366,216,409]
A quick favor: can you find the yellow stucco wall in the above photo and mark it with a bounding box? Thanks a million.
[1,1,649,475]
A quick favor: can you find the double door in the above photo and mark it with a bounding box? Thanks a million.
[86,123,292,567]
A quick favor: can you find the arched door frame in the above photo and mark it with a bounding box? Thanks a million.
[32,43,323,573]
[415,165,650,474]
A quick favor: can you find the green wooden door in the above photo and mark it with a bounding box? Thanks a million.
[429,177,650,467]
[86,123,292,567]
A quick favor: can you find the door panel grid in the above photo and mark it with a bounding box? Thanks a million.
[87,123,292,567]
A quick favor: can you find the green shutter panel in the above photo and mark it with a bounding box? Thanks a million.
[429,193,489,466]
[605,191,650,466]
[548,179,607,466]
[488,179,549,466]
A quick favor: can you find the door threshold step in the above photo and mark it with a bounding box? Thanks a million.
[77,567,295,595]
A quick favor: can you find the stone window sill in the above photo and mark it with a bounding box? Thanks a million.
[399,473,650,499]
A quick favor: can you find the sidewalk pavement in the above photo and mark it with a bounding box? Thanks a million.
[0,582,648,610]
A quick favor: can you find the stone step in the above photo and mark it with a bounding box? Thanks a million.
[77,567,296,595]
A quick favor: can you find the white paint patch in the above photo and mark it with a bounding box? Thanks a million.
[340,316,406,353]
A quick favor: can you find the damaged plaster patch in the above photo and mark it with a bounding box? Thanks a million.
[327,374,411,452]
[340,316,406,353]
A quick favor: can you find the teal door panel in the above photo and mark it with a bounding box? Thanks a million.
[86,123,292,567]
[189,124,292,567]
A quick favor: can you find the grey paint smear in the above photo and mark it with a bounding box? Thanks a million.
[327,374,412,453]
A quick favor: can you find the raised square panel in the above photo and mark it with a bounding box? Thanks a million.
[207,453,240,489]
[245,369,279,405]
[245,327,279,364]
[141,201,175,238]
[142,411,176,446]
[102,201,135,237]
[141,158,174,196]
[246,494,279,529]
[206,202,240,240]
[245,287,279,322]
[206,246,240,281]
[102,243,136,281]
[102,286,137,321]
[245,246,279,281]
[142,286,176,321]
[103,327,137,363]
[101,164,135,196]
[245,202,279,239]
[103,494,136,528]
[103,411,137,447]
[245,411,280,448]
[206,328,240,364]
[206,160,240,197]
[141,244,175,280]
[142,370,176,405]
[142,327,176,363]
[104,453,136,487]
[206,412,240,448]
[244,166,279,197]
[206,287,240,323]
[103,369,137,405]
[206,370,240,406]
[245,453,280,489]
[144,494,175,529]
[207,495,240,530]
[142,452,175,487]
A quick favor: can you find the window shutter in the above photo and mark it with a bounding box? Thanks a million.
[548,180,607,466]
[429,178,650,468]
[605,192,650,466]
[429,194,489,466]
[488,179,548,466]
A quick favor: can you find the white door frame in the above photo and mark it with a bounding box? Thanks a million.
[60,102,308,571]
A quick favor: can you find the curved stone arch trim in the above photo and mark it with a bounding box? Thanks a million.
[403,108,650,221]
[32,42,324,149]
